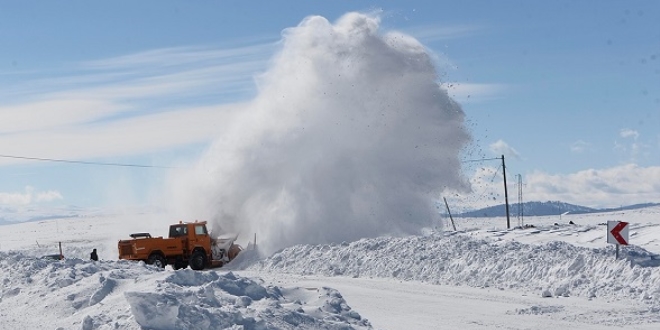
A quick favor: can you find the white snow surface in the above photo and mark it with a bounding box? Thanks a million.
[2,206,660,329]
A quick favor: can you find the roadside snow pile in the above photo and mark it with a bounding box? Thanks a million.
[246,232,660,305]
[126,271,370,330]
[0,251,371,330]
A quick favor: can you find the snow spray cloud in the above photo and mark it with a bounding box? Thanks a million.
[169,13,470,255]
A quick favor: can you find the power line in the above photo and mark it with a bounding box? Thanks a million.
[459,155,512,229]
[0,154,180,169]
[473,165,501,202]
[462,157,501,163]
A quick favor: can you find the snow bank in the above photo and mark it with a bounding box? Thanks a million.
[0,252,370,329]
[246,231,660,306]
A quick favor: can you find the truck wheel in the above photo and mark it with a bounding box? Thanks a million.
[189,251,206,270]
[148,254,166,268]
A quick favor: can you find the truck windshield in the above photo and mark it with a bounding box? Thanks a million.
[195,225,207,236]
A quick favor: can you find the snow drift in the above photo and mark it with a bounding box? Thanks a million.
[245,228,660,307]
[0,252,370,330]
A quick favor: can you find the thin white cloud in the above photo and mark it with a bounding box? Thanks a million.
[0,192,31,205]
[620,128,639,140]
[2,44,273,101]
[36,190,64,203]
[0,103,248,166]
[525,164,660,208]
[83,43,275,70]
[0,98,128,134]
[447,164,660,211]
[489,139,520,159]
[440,82,507,104]
[392,24,482,74]
[403,24,482,42]
[570,140,592,153]
[0,43,272,165]
[615,128,648,163]
[0,186,63,206]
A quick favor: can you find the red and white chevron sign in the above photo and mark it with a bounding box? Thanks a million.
[607,221,629,245]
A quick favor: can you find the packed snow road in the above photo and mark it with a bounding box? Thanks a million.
[244,272,659,330]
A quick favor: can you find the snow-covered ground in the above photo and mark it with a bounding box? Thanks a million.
[2,206,660,329]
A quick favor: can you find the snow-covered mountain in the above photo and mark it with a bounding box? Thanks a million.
[0,204,99,224]
[455,201,660,217]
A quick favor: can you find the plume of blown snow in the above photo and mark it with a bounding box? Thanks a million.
[167,12,470,255]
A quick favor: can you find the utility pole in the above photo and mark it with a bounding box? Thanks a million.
[502,155,511,229]
[517,174,524,227]
[443,197,457,231]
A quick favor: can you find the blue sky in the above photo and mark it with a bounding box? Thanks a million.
[0,1,658,217]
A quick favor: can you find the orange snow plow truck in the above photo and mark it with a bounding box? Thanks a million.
[118,221,242,270]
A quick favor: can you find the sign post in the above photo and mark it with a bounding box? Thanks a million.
[607,221,629,259]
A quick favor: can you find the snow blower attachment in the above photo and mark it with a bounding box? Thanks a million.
[118,221,242,270]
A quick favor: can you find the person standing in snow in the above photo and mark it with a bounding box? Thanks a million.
[90,248,98,261]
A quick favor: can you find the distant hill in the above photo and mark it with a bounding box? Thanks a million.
[600,203,660,213]
[0,204,106,225]
[454,201,660,218]
[0,204,168,225]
